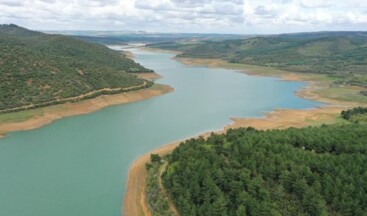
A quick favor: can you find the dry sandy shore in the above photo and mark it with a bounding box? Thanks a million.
[136,72,162,81]
[0,83,173,137]
[123,108,345,216]
[124,55,366,216]
[124,141,181,216]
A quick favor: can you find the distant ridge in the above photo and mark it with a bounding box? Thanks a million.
[149,31,367,87]
[277,31,367,39]
[0,24,153,112]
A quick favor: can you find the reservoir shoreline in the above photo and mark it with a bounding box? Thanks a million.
[0,47,362,216]
[123,49,364,216]
[0,81,173,138]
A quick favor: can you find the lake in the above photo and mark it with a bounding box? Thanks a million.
[0,48,321,216]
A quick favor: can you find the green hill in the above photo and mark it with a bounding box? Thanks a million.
[0,24,153,112]
[148,32,367,87]
[160,122,367,216]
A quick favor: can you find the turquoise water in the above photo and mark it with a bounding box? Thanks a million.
[0,48,321,216]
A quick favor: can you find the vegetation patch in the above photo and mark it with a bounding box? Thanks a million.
[0,24,153,112]
[162,110,367,216]
[149,32,367,91]
[145,154,176,216]
[341,106,367,123]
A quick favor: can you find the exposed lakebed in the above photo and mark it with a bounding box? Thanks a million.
[0,47,321,216]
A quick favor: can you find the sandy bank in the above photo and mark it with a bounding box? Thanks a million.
[124,141,180,216]
[175,57,367,105]
[141,47,182,55]
[122,107,346,216]
[0,84,173,137]
[124,51,366,216]
[124,132,216,216]
[135,73,162,81]
[123,50,135,59]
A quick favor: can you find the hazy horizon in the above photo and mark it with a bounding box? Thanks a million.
[4,23,367,37]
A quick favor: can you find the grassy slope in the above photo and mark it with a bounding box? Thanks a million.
[0,24,153,111]
[148,32,367,88]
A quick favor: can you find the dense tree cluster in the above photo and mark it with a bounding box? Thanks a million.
[149,32,367,88]
[341,106,367,122]
[163,124,367,216]
[0,24,153,111]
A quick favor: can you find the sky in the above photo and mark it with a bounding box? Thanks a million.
[0,0,366,34]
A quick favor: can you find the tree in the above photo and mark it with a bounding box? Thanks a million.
[150,154,162,163]
[236,205,247,216]
[162,123,367,216]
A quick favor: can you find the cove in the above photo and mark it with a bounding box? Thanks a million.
[0,48,321,216]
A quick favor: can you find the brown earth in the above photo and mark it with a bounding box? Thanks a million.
[123,51,135,59]
[135,73,162,81]
[124,137,206,216]
[124,143,177,216]
[141,47,182,55]
[228,107,344,130]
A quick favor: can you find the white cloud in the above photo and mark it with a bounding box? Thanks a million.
[242,0,367,33]
[300,0,332,8]
[0,0,366,33]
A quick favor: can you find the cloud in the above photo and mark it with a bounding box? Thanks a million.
[254,6,276,18]
[0,0,23,6]
[300,0,332,8]
[242,0,367,33]
[0,0,366,33]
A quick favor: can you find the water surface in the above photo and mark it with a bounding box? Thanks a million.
[0,48,321,216]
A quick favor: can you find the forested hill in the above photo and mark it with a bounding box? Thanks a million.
[148,32,367,87]
[162,122,367,216]
[0,24,152,112]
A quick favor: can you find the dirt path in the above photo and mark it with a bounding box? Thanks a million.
[0,81,148,114]
[0,84,173,137]
[158,163,180,215]
[124,142,182,216]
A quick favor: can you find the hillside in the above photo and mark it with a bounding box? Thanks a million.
[0,24,153,112]
[160,119,367,215]
[148,32,367,88]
